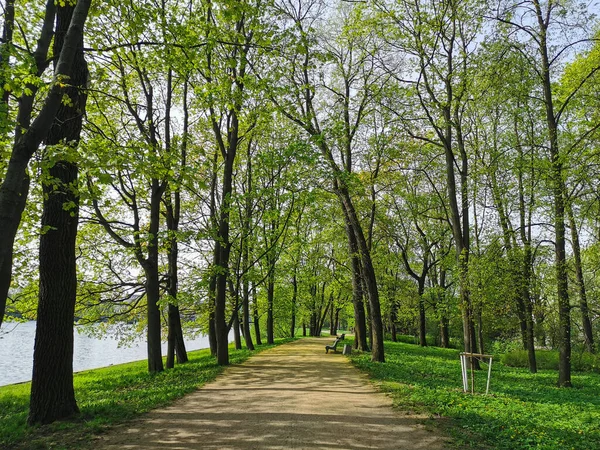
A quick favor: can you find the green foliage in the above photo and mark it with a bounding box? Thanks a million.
[0,339,293,449]
[351,341,600,449]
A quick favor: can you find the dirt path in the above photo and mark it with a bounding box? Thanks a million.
[95,338,448,449]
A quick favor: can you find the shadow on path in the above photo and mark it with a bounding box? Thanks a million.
[96,338,448,449]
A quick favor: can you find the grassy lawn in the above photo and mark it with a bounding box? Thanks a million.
[0,339,293,449]
[350,341,600,450]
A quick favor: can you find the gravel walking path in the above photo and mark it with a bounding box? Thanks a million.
[96,338,448,449]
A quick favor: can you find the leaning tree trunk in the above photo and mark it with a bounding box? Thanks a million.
[338,188,384,362]
[0,0,86,329]
[345,211,368,351]
[28,1,90,425]
[165,222,188,368]
[567,203,594,352]
[0,0,16,327]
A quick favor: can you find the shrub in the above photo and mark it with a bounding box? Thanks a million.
[501,349,600,373]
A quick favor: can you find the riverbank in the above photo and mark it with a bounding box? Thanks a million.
[0,339,293,449]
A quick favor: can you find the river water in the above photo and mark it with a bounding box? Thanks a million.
[0,321,217,387]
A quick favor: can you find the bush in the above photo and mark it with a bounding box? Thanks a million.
[501,349,600,373]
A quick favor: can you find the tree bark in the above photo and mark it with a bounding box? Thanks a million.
[28,0,91,425]
[165,71,188,369]
[232,308,242,350]
[252,283,262,345]
[290,271,297,338]
[242,276,255,350]
[266,255,275,344]
[534,2,571,386]
[337,188,384,362]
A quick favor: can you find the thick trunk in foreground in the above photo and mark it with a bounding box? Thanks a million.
[29,161,80,425]
[28,1,90,425]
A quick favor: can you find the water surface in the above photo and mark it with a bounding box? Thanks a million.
[0,321,217,386]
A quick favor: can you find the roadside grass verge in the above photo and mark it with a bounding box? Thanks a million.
[350,341,600,450]
[0,339,293,449]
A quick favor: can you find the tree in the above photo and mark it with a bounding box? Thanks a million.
[272,0,385,361]
[27,0,93,425]
[0,0,91,329]
[493,0,600,387]
[376,0,485,366]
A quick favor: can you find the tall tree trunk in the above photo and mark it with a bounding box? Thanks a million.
[214,147,235,365]
[341,192,384,362]
[232,309,242,350]
[345,208,368,351]
[390,307,397,342]
[567,203,594,352]
[290,271,297,338]
[241,142,254,350]
[165,70,188,369]
[252,283,262,345]
[28,1,90,425]
[167,304,188,368]
[266,256,275,344]
[516,124,537,373]
[144,243,164,373]
[329,302,335,336]
[418,280,427,347]
[242,276,254,350]
[535,4,571,386]
[208,307,217,356]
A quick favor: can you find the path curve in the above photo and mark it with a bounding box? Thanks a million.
[96,338,447,449]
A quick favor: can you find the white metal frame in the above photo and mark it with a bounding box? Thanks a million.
[460,352,493,394]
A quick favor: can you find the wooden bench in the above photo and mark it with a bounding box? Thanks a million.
[325,334,345,354]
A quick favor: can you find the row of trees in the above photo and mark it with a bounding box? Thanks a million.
[1,0,599,425]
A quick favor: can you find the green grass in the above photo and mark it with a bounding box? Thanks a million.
[350,341,600,450]
[0,339,293,449]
